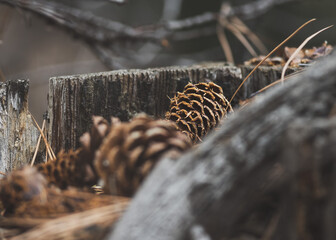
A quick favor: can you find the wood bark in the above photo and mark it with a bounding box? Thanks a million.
[48,63,287,153]
[0,80,40,172]
[109,51,336,240]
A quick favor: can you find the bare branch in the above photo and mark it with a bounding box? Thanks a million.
[108,0,128,5]
[0,0,157,43]
[232,0,296,20]
[0,0,296,69]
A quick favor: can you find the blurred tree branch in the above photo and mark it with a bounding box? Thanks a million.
[0,0,296,69]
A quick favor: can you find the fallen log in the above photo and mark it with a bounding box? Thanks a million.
[109,51,336,240]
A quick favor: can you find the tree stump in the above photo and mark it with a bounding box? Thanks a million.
[0,80,39,172]
[48,63,287,153]
[108,51,336,240]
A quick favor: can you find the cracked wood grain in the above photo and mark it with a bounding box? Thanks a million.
[48,63,286,153]
[0,80,39,173]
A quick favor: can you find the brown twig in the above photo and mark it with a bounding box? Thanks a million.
[227,18,316,109]
[230,16,268,55]
[30,112,55,160]
[224,21,258,57]
[218,3,259,59]
[44,117,56,160]
[0,171,6,176]
[30,119,45,166]
[216,24,234,63]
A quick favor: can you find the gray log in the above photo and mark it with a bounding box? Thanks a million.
[48,63,287,153]
[109,51,336,240]
[0,80,39,173]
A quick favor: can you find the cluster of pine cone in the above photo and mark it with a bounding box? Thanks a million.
[0,81,230,221]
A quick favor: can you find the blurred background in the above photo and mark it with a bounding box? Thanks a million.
[0,0,335,122]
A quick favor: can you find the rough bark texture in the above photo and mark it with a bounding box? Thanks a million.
[48,63,286,153]
[0,80,39,172]
[109,51,336,240]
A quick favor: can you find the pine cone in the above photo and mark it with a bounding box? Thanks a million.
[0,167,129,218]
[79,116,111,169]
[36,116,110,189]
[36,149,95,189]
[165,82,230,142]
[95,114,192,197]
[0,167,46,215]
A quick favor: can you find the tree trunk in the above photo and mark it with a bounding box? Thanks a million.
[48,63,288,153]
[109,51,336,240]
[0,80,40,172]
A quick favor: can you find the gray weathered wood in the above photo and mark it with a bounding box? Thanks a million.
[48,63,287,153]
[109,51,336,240]
[0,80,40,173]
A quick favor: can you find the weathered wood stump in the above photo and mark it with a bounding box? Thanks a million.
[108,52,336,240]
[48,63,287,153]
[0,80,39,172]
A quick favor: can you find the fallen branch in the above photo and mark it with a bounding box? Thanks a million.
[0,0,296,68]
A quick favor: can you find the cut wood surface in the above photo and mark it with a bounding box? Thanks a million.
[109,52,336,240]
[48,63,287,153]
[0,80,39,173]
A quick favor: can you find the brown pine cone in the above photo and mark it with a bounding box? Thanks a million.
[0,167,129,218]
[79,116,111,169]
[36,149,95,189]
[36,116,110,189]
[165,82,231,143]
[95,114,192,197]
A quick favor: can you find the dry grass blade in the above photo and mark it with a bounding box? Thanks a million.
[224,21,258,57]
[216,24,234,63]
[231,16,268,55]
[30,119,46,166]
[227,18,316,110]
[281,25,333,84]
[30,112,56,161]
[0,171,6,176]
